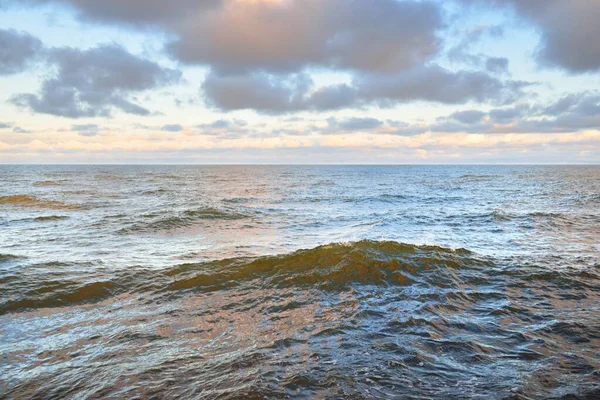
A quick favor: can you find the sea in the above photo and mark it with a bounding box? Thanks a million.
[0,165,599,399]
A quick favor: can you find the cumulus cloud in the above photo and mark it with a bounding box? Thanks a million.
[4,0,443,75]
[0,29,42,75]
[11,44,181,118]
[356,65,528,106]
[2,0,221,25]
[170,0,443,74]
[9,0,600,75]
[203,65,529,113]
[462,0,600,73]
[202,72,313,113]
[2,0,597,125]
[0,122,13,129]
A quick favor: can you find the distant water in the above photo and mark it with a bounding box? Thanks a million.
[1,165,599,399]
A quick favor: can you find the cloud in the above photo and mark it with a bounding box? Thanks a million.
[447,25,510,75]
[71,123,101,136]
[207,120,231,129]
[486,57,509,74]
[5,0,443,75]
[161,124,183,132]
[327,117,383,132]
[203,65,530,113]
[411,91,600,134]
[0,122,13,129]
[356,65,528,106]
[169,0,443,74]
[202,71,314,113]
[446,110,487,124]
[4,0,221,25]
[0,29,42,75]
[11,44,181,118]
[462,0,600,73]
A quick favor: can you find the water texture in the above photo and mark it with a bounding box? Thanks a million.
[1,165,599,399]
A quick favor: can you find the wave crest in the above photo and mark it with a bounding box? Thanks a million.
[120,207,250,233]
[0,195,79,210]
[169,240,483,291]
[0,240,486,315]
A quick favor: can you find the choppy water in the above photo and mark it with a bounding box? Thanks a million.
[1,165,599,399]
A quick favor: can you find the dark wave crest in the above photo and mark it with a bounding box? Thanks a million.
[0,240,484,315]
[0,195,79,210]
[120,207,250,233]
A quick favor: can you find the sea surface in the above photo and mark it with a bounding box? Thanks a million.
[1,165,599,399]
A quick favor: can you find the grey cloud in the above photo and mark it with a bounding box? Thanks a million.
[3,0,220,25]
[540,93,600,118]
[447,26,510,75]
[11,44,181,118]
[170,0,443,74]
[356,66,528,106]
[407,91,600,134]
[446,110,486,124]
[208,120,230,129]
[387,121,427,136]
[203,65,529,114]
[161,124,183,132]
[307,85,358,111]
[13,127,31,133]
[202,72,313,113]
[195,120,251,138]
[6,0,444,74]
[72,123,101,136]
[486,57,509,74]
[313,118,424,136]
[489,105,529,123]
[463,0,600,73]
[199,119,247,129]
[0,29,42,75]
[323,117,384,134]
[0,122,13,129]
[72,124,99,131]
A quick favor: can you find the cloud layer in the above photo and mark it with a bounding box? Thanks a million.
[11,45,181,118]
[0,0,598,163]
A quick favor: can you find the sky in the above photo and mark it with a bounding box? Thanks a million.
[0,0,599,164]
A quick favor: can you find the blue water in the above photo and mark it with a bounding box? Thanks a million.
[1,165,599,399]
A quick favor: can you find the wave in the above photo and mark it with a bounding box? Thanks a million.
[0,240,487,315]
[120,208,250,233]
[0,254,23,263]
[458,174,499,183]
[34,215,70,222]
[167,240,483,292]
[0,195,79,210]
[4,240,596,316]
[32,180,62,186]
[94,174,126,181]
